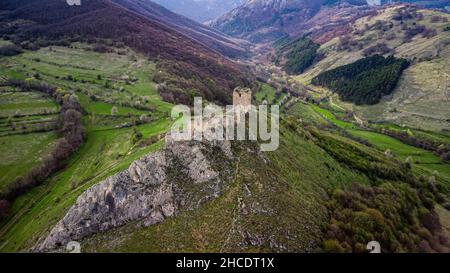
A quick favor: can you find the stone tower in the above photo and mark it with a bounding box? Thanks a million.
[233,87,252,112]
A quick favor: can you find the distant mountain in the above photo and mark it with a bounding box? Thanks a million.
[210,0,372,43]
[211,0,323,42]
[152,0,246,23]
[0,0,253,105]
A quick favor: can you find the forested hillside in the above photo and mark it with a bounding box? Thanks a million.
[312,55,410,105]
[275,36,321,74]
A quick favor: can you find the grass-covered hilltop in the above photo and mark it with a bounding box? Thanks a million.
[0,0,450,254]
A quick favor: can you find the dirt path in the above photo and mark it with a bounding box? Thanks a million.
[329,96,345,111]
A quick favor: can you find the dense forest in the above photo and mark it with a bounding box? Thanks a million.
[275,36,320,75]
[311,55,410,105]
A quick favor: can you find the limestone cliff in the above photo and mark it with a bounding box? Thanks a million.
[36,136,235,251]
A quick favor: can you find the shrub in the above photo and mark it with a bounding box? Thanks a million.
[422,28,437,38]
[92,44,112,53]
[430,16,444,23]
[131,127,143,144]
[111,106,118,116]
[0,199,10,221]
[322,239,346,253]
[139,114,150,123]
[0,44,23,56]
[337,35,358,52]
[385,33,397,41]
[441,151,450,162]
[421,212,442,233]
[403,25,432,42]
[363,43,392,57]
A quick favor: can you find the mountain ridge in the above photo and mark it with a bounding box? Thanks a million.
[210,0,371,43]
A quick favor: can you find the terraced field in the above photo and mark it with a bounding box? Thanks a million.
[0,89,61,190]
[0,92,59,134]
[348,129,450,180]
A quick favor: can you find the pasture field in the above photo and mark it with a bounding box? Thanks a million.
[255,83,277,104]
[348,129,450,180]
[0,132,59,191]
[288,101,329,125]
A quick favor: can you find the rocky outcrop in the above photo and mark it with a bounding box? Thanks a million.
[36,136,235,251]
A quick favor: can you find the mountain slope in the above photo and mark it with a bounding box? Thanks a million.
[212,0,450,43]
[0,0,253,105]
[152,0,246,23]
[112,0,249,58]
[210,0,376,43]
[211,0,324,42]
[293,5,450,131]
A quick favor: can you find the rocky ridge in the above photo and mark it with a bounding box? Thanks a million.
[36,135,236,251]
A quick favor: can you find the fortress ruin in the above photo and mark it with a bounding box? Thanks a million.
[233,87,252,113]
